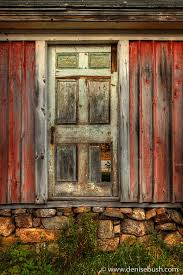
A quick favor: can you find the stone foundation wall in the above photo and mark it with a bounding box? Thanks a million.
[0,207,183,251]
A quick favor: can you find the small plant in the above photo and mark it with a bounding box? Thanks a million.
[57,213,98,270]
[0,242,56,275]
[0,224,182,274]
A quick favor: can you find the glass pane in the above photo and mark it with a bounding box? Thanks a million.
[89,143,111,183]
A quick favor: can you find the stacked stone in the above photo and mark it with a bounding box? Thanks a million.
[0,207,183,251]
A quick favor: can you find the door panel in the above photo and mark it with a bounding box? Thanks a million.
[48,45,118,198]
[88,80,110,124]
[56,80,78,124]
[56,145,77,182]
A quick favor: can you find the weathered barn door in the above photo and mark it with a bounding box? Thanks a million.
[48,45,118,198]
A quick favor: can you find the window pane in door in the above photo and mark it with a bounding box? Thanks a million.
[89,143,111,183]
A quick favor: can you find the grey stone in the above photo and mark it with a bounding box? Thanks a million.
[127,208,145,221]
[103,208,124,219]
[42,216,69,230]
[73,207,91,214]
[167,210,182,224]
[35,209,56,218]
[98,220,113,239]
[121,219,154,237]
[155,223,177,231]
[92,207,105,213]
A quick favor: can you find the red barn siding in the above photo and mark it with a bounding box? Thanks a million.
[139,41,153,202]
[129,41,183,203]
[129,41,139,202]
[172,42,183,202]
[0,42,35,204]
[0,43,9,204]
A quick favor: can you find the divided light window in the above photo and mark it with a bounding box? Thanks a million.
[47,45,119,198]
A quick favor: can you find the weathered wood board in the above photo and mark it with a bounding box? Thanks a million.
[56,80,78,124]
[0,42,9,204]
[129,41,139,202]
[88,80,110,124]
[172,42,183,202]
[129,41,183,203]
[89,145,101,183]
[0,42,35,204]
[56,145,77,181]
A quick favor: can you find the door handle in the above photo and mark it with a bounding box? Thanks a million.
[50,126,55,145]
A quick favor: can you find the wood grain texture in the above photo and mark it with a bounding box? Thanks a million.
[88,80,110,124]
[1,0,183,8]
[118,41,130,202]
[21,42,35,203]
[172,42,183,202]
[2,1,183,25]
[0,43,9,204]
[153,42,172,202]
[89,145,101,183]
[56,145,77,182]
[35,41,47,203]
[139,41,153,202]
[8,42,22,203]
[129,41,139,202]
[56,80,77,124]
[56,125,111,144]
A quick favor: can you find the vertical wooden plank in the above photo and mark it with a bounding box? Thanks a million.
[129,41,139,202]
[172,42,183,202]
[154,42,172,202]
[21,42,35,203]
[0,43,9,204]
[118,41,130,202]
[78,144,88,186]
[48,46,56,198]
[56,145,77,181]
[89,145,101,183]
[78,78,88,124]
[110,72,118,196]
[8,42,23,203]
[88,80,110,124]
[35,41,47,203]
[56,80,78,124]
[139,41,153,202]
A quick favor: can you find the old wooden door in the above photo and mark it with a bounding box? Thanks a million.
[48,45,118,198]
